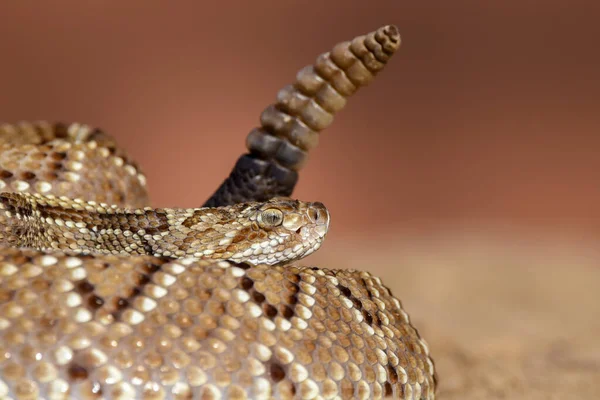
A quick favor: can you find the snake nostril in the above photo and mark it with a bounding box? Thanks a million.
[308,202,327,224]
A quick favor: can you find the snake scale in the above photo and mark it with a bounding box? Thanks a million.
[0,25,436,399]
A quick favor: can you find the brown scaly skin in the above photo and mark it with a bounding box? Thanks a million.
[0,25,437,399]
[0,193,329,265]
[0,121,149,208]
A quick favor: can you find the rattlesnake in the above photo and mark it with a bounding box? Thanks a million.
[0,25,436,399]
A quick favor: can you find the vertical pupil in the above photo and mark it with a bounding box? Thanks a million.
[264,210,279,224]
[311,210,319,222]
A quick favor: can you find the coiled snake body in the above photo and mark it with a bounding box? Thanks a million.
[0,26,436,399]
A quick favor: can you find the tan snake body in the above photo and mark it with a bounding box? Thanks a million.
[0,193,329,266]
[0,26,437,399]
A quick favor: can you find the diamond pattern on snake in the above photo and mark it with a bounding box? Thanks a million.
[0,25,436,400]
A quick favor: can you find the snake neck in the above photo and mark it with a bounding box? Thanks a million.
[0,192,329,264]
[0,192,172,256]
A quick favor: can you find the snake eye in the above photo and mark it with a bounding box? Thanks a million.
[258,208,283,227]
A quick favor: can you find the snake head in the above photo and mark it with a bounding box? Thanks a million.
[189,197,330,266]
[234,197,330,265]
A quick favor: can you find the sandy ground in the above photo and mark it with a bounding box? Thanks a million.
[312,230,600,399]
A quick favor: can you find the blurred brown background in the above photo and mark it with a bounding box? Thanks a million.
[2,2,600,398]
[1,1,598,239]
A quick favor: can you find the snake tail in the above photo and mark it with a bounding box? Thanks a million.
[204,25,401,207]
